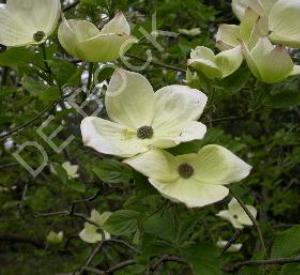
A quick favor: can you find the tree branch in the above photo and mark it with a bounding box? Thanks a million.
[225,255,300,273]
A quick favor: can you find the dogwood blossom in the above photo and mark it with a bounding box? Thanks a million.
[58,12,137,62]
[232,0,300,48]
[216,198,257,229]
[0,0,61,46]
[124,145,252,208]
[217,238,242,252]
[79,210,111,244]
[81,69,208,158]
[62,161,79,179]
[188,46,243,79]
[242,37,300,83]
[46,231,64,245]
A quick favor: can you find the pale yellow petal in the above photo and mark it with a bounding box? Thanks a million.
[101,12,130,35]
[149,178,229,208]
[80,117,148,158]
[124,149,178,182]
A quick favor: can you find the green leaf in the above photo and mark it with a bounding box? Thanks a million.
[48,59,82,87]
[271,225,300,258]
[92,159,133,184]
[0,47,35,67]
[265,90,300,108]
[103,210,140,236]
[67,180,86,193]
[182,243,220,275]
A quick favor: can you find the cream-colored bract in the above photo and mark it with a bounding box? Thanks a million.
[58,12,137,62]
[216,198,257,229]
[79,209,111,244]
[217,238,242,252]
[232,0,300,48]
[62,161,79,179]
[188,46,243,79]
[242,37,300,84]
[124,145,252,208]
[81,69,208,158]
[0,0,61,46]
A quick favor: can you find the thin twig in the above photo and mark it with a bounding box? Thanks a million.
[125,54,186,73]
[219,229,243,256]
[229,189,267,257]
[225,255,300,273]
[150,255,187,272]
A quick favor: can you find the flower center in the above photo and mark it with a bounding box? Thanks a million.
[137,126,153,139]
[233,214,238,219]
[178,163,194,179]
[33,31,46,42]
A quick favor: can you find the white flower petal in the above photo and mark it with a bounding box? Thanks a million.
[124,150,178,182]
[80,117,148,158]
[78,33,137,62]
[191,145,252,185]
[251,38,294,83]
[269,0,300,48]
[228,198,257,226]
[216,24,241,50]
[215,46,244,78]
[149,178,229,208]
[0,0,60,46]
[58,18,100,58]
[217,239,242,252]
[152,85,207,134]
[79,223,103,244]
[216,209,244,229]
[151,121,207,148]
[101,12,130,35]
[105,69,155,129]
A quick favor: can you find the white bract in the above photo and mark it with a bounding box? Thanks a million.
[79,210,111,244]
[0,0,61,46]
[62,161,79,179]
[242,37,300,84]
[188,46,243,79]
[216,198,257,229]
[81,69,208,158]
[124,145,252,208]
[58,12,137,62]
[217,238,242,252]
[232,0,300,48]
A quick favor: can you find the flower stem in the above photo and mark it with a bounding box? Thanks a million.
[229,188,267,257]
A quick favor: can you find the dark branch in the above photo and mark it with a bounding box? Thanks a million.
[225,255,300,273]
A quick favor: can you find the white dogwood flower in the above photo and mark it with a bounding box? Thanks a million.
[124,145,252,208]
[81,69,208,158]
[0,0,61,46]
[46,231,64,245]
[62,161,79,179]
[58,12,137,62]
[79,210,111,244]
[188,46,243,79]
[232,0,300,48]
[242,37,300,83]
[217,198,257,229]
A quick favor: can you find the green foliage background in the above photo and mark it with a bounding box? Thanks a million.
[0,0,300,274]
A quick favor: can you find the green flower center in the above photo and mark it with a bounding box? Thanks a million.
[233,214,238,219]
[33,31,46,42]
[178,163,194,179]
[137,126,153,139]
